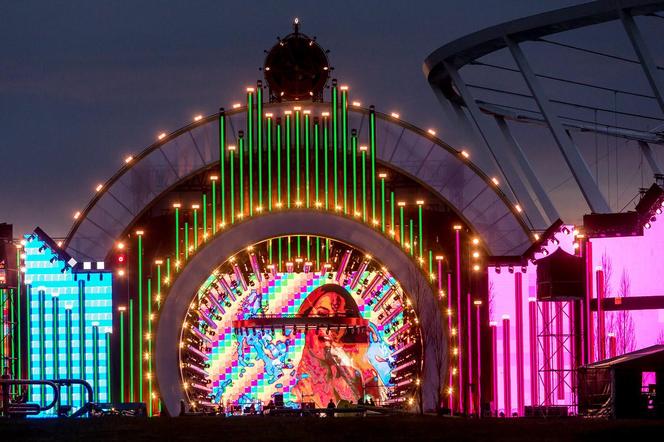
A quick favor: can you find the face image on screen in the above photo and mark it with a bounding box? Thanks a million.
[181,237,420,409]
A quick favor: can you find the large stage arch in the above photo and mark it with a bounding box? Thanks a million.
[155,210,446,415]
[64,103,532,260]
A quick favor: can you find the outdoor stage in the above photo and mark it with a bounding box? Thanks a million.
[2,415,664,442]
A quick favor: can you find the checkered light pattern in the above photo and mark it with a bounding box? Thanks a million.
[23,234,112,416]
[203,271,404,407]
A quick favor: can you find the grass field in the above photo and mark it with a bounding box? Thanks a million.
[1,415,664,441]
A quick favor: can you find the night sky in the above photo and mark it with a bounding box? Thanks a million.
[1,0,644,237]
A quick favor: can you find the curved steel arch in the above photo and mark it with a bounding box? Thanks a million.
[423,0,664,220]
[424,0,664,83]
[155,210,446,415]
[65,102,532,260]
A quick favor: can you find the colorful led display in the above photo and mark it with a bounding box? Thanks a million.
[23,232,112,415]
[181,237,420,410]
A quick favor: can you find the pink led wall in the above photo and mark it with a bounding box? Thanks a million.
[488,217,664,416]
[589,218,664,359]
[488,227,576,416]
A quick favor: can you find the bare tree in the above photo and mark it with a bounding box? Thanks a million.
[406,268,446,414]
[607,269,636,354]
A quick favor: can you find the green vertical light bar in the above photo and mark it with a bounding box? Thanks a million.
[193,206,199,248]
[316,237,321,269]
[229,145,236,224]
[307,236,311,260]
[295,108,301,204]
[323,114,330,209]
[174,205,180,262]
[277,119,282,205]
[341,87,348,213]
[147,277,153,416]
[137,232,143,403]
[278,238,282,272]
[314,119,320,204]
[247,90,254,217]
[129,298,134,401]
[391,192,396,237]
[166,257,171,281]
[399,203,405,245]
[219,109,226,224]
[267,115,273,210]
[1,289,5,370]
[10,288,15,378]
[429,250,433,274]
[325,238,330,263]
[184,221,189,260]
[285,112,292,207]
[52,296,59,379]
[257,83,263,208]
[211,177,217,234]
[417,202,424,259]
[202,194,207,239]
[119,307,125,402]
[288,236,292,260]
[305,111,311,207]
[370,106,377,220]
[105,332,111,404]
[156,262,162,309]
[332,82,339,208]
[380,174,386,232]
[92,325,99,402]
[361,145,367,221]
[351,131,358,214]
[239,133,245,215]
[65,308,72,404]
[409,219,414,256]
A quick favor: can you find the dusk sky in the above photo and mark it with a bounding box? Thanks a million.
[1,0,634,237]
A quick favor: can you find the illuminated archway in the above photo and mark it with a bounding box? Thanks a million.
[155,210,446,415]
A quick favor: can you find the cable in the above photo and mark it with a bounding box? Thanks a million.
[536,37,664,71]
[467,83,664,122]
[477,100,656,134]
[470,60,656,99]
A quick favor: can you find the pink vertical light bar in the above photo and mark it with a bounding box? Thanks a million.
[595,268,606,360]
[608,333,617,358]
[586,241,594,363]
[490,321,498,416]
[474,300,482,416]
[502,314,511,416]
[528,297,538,406]
[542,302,552,405]
[556,302,565,400]
[455,228,463,413]
[568,302,576,402]
[437,257,443,293]
[448,273,454,412]
[467,291,474,415]
[514,272,525,415]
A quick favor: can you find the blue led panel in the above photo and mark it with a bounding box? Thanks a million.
[23,232,112,416]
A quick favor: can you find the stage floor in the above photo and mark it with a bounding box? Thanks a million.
[2,415,663,441]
